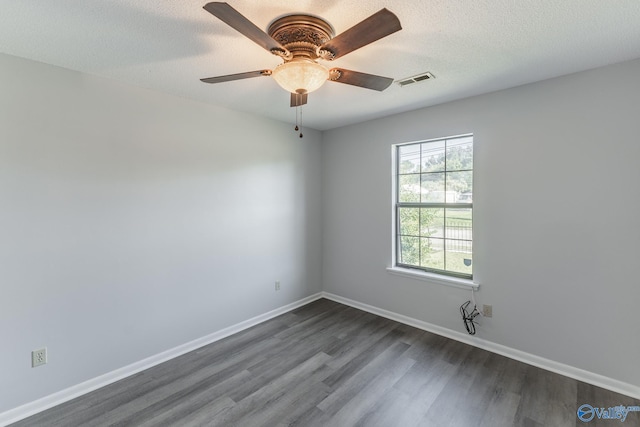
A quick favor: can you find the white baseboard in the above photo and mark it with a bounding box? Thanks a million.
[0,293,323,427]
[321,291,640,401]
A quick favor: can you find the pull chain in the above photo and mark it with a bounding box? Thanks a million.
[294,106,303,138]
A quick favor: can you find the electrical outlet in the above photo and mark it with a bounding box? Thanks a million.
[275,281,281,291]
[32,348,47,367]
[482,305,493,318]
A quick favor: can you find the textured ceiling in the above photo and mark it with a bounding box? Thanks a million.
[1,1,640,130]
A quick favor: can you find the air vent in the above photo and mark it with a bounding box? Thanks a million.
[396,72,435,87]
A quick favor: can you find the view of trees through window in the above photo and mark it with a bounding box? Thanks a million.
[396,135,473,278]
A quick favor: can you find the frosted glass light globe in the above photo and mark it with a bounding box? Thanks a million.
[271,59,329,94]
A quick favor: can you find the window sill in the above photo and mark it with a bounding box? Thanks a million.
[386,266,479,290]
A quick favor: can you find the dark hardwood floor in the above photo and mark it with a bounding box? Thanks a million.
[11,298,639,426]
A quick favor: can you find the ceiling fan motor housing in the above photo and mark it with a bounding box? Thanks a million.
[268,15,335,61]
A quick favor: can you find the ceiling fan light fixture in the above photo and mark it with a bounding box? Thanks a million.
[271,59,329,94]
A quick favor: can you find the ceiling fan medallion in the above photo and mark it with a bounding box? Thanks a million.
[268,14,335,59]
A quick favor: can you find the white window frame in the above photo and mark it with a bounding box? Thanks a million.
[388,134,478,290]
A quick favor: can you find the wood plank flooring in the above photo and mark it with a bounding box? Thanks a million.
[11,298,640,426]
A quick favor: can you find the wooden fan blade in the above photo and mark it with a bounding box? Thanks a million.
[200,70,272,84]
[329,68,393,91]
[290,92,308,107]
[203,2,286,54]
[319,9,401,60]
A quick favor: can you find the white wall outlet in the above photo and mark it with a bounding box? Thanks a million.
[32,348,47,367]
[275,281,281,291]
[482,304,493,318]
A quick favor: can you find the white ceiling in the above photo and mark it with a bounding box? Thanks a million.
[1,1,640,130]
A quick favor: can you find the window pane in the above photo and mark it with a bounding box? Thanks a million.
[445,206,472,274]
[445,240,472,275]
[446,171,473,202]
[446,137,473,171]
[399,236,420,265]
[399,174,420,202]
[421,173,445,202]
[445,208,472,241]
[398,144,421,174]
[398,207,419,236]
[421,140,445,172]
[420,208,444,238]
[420,237,444,270]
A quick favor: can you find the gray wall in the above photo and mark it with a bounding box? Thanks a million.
[321,58,640,387]
[0,53,323,412]
[3,50,640,415]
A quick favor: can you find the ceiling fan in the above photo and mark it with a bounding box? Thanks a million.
[200,2,402,108]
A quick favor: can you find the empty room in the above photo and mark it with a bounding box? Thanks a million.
[1,1,639,426]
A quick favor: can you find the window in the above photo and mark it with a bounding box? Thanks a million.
[395,135,473,279]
